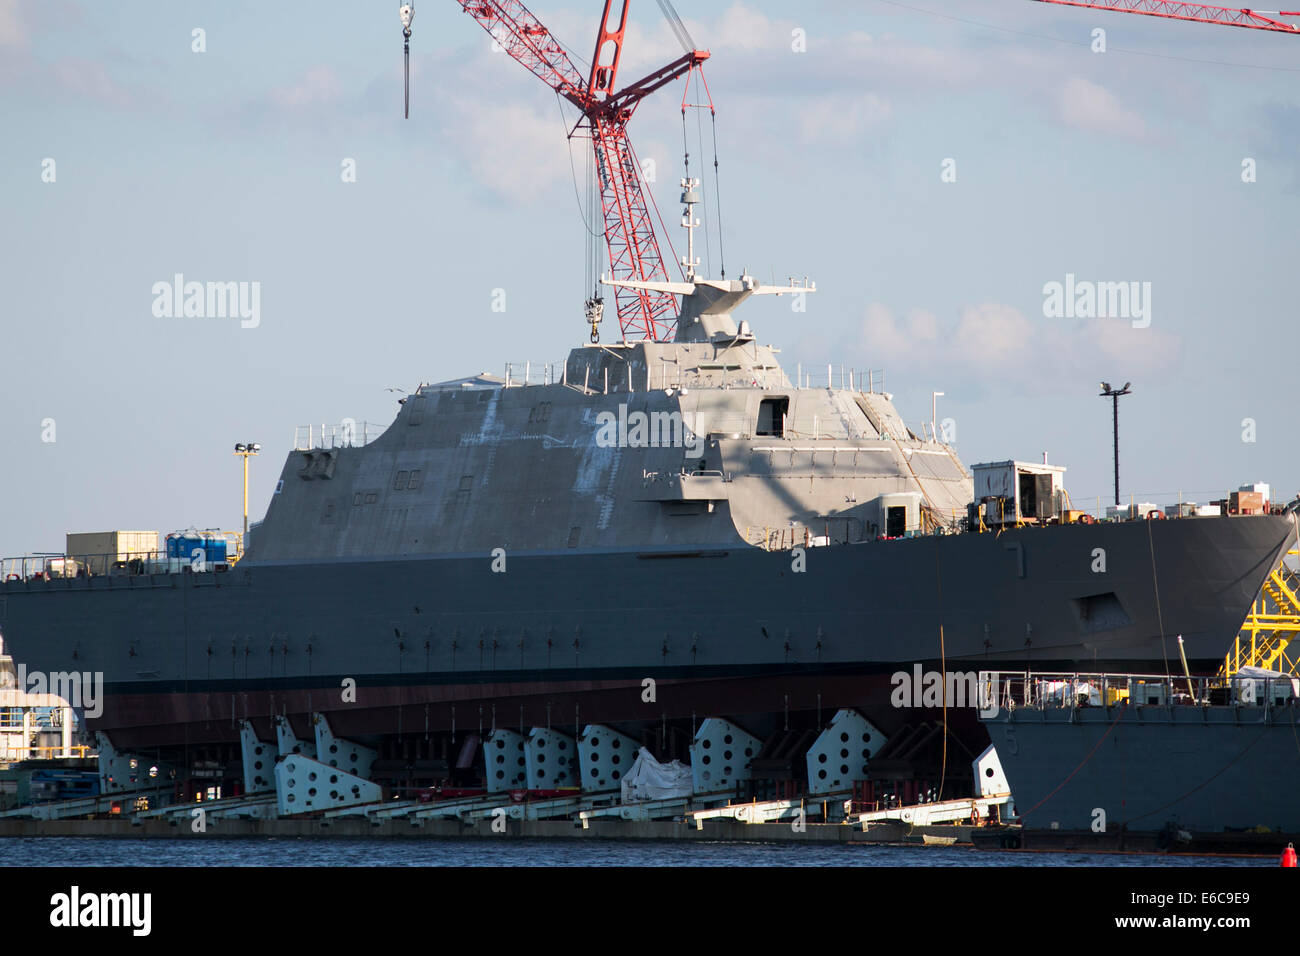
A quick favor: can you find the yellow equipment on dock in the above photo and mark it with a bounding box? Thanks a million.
[1220,547,1300,678]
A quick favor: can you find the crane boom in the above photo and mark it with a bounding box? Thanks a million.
[451,0,709,341]
[459,1,587,104]
[1030,0,1300,33]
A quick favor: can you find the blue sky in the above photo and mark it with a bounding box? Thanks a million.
[2,0,1298,554]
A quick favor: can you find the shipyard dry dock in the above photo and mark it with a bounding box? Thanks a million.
[0,298,1292,796]
[0,286,1294,823]
[0,36,1292,837]
[0,707,1015,849]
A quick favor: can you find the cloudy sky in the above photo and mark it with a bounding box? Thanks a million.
[2,0,1298,555]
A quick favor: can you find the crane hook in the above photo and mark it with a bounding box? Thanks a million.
[400,3,415,118]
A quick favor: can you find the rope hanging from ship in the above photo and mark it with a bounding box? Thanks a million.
[1146,516,1173,681]
[934,537,948,802]
[1018,700,1131,819]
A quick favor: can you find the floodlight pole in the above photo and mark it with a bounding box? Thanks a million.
[1099,384,1132,507]
[233,443,260,544]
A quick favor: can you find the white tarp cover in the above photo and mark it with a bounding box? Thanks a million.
[1035,679,1102,706]
[620,747,694,803]
[1234,665,1300,699]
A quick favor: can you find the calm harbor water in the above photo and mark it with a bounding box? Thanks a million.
[0,837,1269,867]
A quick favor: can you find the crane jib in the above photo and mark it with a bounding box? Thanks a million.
[451,0,712,342]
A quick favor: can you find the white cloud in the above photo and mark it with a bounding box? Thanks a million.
[271,67,342,109]
[798,92,891,143]
[0,0,25,48]
[859,301,1182,394]
[452,100,574,204]
[1058,76,1147,141]
[52,58,131,107]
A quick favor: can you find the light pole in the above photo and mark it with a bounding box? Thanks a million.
[931,391,944,443]
[1098,382,1131,507]
[233,442,261,546]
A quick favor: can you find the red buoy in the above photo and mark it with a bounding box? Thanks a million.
[1281,844,1297,867]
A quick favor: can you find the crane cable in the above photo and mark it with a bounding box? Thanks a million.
[697,99,713,277]
[680,68,726,280]
[556,92,604,302]
[711,109,726,279]
[655,0,696,53]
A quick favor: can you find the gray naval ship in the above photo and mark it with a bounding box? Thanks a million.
[0,239,1294,788]
[982,667,1300,838]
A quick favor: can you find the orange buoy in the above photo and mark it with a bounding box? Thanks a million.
[1281,843,1297,867]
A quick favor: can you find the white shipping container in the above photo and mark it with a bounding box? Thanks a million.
[1108,503,1159,519]
[65,530,159,575]
[1195,504,1222,516]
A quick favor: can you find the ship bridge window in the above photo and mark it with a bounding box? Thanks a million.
[757,397,789,437]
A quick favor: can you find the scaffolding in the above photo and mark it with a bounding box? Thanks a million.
[1219,548,1300,678]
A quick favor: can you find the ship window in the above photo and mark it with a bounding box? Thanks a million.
[364,492,378,504]
[395,470,409,491]
[407,469,422,490]
[353,493,363,506]
[458,475,473,492]
[567,526,581,548]
[757,397,788,437]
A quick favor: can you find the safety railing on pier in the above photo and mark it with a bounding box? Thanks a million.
[0,745,95,762]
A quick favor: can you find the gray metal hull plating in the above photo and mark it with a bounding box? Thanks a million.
[986,702,1300,833]
[0,514,1291,744]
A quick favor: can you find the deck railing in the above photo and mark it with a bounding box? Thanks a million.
[980,670,1300,712]
[1,546,238,583]
[293,421,383,451]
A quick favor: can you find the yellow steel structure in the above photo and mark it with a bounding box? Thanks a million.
[1219,548,1300,679]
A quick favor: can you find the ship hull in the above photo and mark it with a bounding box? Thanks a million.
[985,702,1300,832]
[0,514,1292,748]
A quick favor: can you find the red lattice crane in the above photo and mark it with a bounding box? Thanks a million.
[1030,1,1300,32]
[418,1,709,342]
